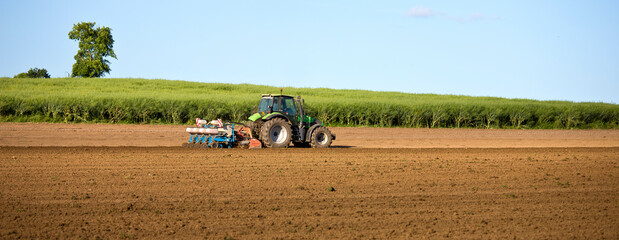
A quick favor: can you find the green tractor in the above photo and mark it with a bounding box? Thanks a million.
[247,94,335,148]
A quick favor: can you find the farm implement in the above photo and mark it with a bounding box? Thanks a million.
[183,119,260,149]
[183,92,336,149]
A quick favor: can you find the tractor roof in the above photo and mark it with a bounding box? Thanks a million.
[261,94,295,98]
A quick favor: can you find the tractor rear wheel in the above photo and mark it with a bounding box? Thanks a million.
[310,126,333,148]
[260,118,292,148]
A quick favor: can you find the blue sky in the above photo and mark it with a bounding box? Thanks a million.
[1,1,618,103]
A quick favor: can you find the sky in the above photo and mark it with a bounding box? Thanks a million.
[1,0,618,103]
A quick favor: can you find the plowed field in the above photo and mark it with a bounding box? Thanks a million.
[0,123,617,239]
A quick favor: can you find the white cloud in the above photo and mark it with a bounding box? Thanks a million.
[406,6,435,18]
[407,7,499,23]
[468,13,484,21]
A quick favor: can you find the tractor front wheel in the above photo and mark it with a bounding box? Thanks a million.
[260,118,292,148]
[310,127,333,148]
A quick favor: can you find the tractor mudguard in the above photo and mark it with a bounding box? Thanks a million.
[264,113,291,123]
[248,113,262,122]
[249,112,288,122]
[305,123,323,142]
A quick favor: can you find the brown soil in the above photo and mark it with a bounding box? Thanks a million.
[0,123,617,238]
[1,122,618,148]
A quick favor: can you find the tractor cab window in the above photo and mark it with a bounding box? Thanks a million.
[258,97,273,113]
[282,98,297,116]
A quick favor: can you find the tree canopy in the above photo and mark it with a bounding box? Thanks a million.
[68,22,117,78]
[14,68,51,78]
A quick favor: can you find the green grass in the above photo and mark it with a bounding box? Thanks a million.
[1,77,617,128]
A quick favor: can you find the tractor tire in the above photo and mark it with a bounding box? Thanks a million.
[310,126,333,148]
[246,120,262,139]
[260,118,292,148]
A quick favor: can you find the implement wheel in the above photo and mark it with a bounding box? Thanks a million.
[310,126,333,148]
[260,118,292,148]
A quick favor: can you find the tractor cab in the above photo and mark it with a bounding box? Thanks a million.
[255,94,301,125]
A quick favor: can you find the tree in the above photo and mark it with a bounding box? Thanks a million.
[14,68,51,78]
[68,22,117,78]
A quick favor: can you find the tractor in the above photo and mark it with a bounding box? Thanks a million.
[246,94,335,148]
